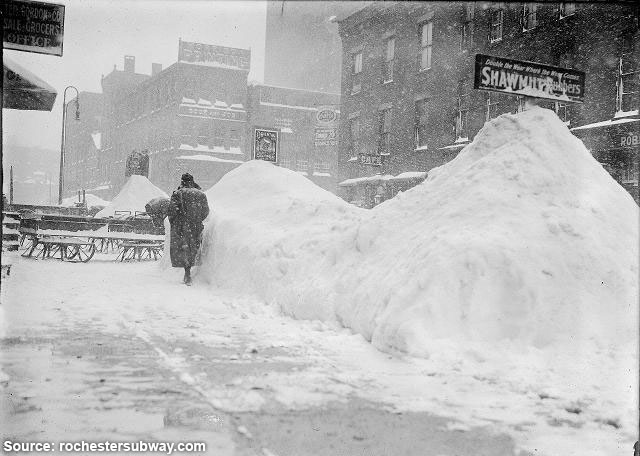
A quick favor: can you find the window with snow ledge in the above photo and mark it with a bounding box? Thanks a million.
[489,7,503,43]
[558,2,576,19]
[415,98,429,149]
[351,52,363,94]
[522,3,537,32]
[616,34,638,117]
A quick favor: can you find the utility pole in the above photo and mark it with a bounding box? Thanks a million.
[59,86,80,205]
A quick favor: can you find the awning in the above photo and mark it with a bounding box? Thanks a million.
[3,56,57,111]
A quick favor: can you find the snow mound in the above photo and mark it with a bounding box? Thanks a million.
[200,108,638,356]
[200,160,365,320]
[339,107,638,354]
[62,193,110,208]
[95,175,167,218]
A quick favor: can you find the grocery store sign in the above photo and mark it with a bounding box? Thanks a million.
[178,40,250,71]
[253,128,279,163]
[3,0,65,56]
[474,54,585,103]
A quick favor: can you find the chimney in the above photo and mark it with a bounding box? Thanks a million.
[124,55,135,73]
[152,63,162,76]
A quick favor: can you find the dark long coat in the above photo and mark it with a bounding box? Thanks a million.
[167,186,209,268]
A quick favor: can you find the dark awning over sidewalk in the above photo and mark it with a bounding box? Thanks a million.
[3,56,57,111]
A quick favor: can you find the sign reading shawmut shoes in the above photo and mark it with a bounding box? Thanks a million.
[253,128,279,163]
[474,54,585,103]
[178,40,250,71]
[3,0,64,56]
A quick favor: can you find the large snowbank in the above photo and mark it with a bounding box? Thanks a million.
[200,108,637,355]
[194,108,638,449]
[96,175,167,218]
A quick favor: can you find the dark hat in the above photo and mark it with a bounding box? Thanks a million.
[181,173,194,182]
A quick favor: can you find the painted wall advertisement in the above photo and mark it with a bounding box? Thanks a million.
[178,40,251,71]
[314,106,339,147]
[253,128,279,163]
[3,0,65,56]
[474,54,585,103]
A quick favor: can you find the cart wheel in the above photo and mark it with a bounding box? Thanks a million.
[78,244,95,262]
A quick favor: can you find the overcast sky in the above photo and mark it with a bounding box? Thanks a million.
[2,0,267,150]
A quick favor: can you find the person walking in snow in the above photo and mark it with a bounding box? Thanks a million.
[167,173,209,285]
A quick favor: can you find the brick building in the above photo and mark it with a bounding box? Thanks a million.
[247,84,340,192]
[63,40,342,200]
[337,2,639,207]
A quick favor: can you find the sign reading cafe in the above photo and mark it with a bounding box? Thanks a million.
[474,54,585,103]
[3,0,65,56]
[253,128,279,163]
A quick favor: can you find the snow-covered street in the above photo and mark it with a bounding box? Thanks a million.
[2,253,525,456]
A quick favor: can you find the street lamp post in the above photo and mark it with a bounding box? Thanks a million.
[58,86,80,205]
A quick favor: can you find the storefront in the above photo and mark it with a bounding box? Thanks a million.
[571,116,639,203]
[338,171,427,208]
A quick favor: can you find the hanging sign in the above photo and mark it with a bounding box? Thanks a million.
[253,128,279,163]
[3,0,65,56]
[474,54,585,103]
[359,153,382,166]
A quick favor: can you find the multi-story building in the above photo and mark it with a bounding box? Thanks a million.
[63,40,342,199]
[98,44,250,197]
[247,84,340,191]
[337,2,639,207]
[264,1,370,93]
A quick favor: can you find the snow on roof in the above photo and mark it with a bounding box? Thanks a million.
[62,193,110,208]
[214,100,228,108]
[176,155,244,164]
[179,60,250,71]
[95,175,167,218]
[229,103,244,110]
[181,97,196,104]
[197,98,212,106]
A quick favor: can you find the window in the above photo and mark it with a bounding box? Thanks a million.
[197,121,208,146]
[383,37,395,82]
[349,116,361,156]
[229,129,240,149]
[514,95,526,113]
[485,93,499,122]
[415,99,429,149]
[212,127,224,148]
[314,161,330,173]
[465,2,475,21]
[378,108,392,155]
[617,34,638,114]
[279,157,291,169]
[522,3,538,31]
[419,22,433,71]
[456,95,469,140]
[296,159,309,171]
[352,52,363,94]
[180,118,194,146]
[461,22,472,50]
[559,2,576,18]
[489,7,503,42]
[555,102,570,125]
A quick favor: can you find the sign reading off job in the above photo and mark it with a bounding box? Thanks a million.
[253,129,279,163]
[474,54,585,103]
[3,0,64,56]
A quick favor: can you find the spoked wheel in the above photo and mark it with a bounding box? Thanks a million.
[65,244,95,262]
[20,238,37,257]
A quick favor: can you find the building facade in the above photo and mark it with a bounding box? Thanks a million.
[264,1,370,93]
[247,84,340,191]
[64,41,342,200]
[337,2,639,207]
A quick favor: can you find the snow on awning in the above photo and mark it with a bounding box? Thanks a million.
[175,154,244,164]
[339,171,427,187]
[571,116,639,131]
[3,56,57,111]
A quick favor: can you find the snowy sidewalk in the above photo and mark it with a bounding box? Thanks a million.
[0,253,633,455]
